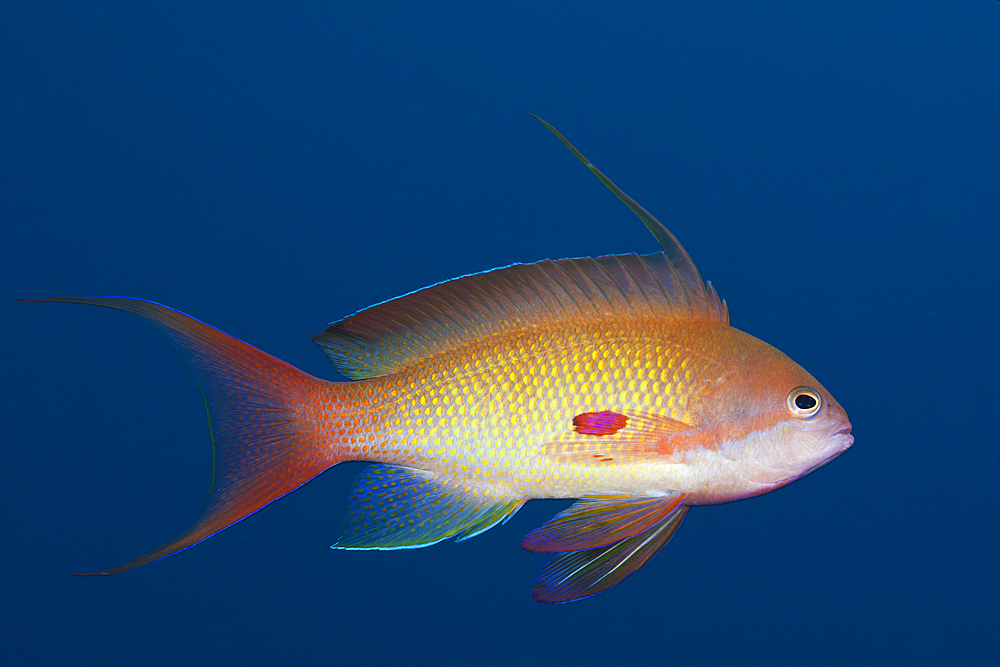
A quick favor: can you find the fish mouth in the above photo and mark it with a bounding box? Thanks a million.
[772,423,854,485]
[804,423,853,475]
[833,424,852,437]
[830,423,854,453]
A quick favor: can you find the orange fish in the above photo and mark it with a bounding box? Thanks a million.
[24,117,852,603]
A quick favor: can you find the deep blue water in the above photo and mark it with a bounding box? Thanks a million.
[4,2,998,665]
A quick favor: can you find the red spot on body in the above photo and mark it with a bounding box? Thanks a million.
[573,411,628,436]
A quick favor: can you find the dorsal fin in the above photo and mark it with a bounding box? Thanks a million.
[314,120,729,380]
[313,253,728,380]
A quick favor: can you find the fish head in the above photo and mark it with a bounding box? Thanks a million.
[700,330,853,501]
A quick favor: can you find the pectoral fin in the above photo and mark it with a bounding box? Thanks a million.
[543,410,703,463]
[531,505,689,604]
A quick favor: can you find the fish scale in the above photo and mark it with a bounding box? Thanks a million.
[23,117,851,602]
[316,318,728,501]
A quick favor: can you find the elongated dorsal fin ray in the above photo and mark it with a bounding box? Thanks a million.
[529,114,703,286]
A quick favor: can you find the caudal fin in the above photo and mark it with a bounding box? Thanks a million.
[24,297,337,575]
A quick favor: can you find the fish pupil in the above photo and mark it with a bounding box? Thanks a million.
[794,394,817,409]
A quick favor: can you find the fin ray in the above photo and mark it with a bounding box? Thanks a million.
[313,115,735,381]
[522,493,686,553]
[543,410,701,463]
[528,114,700,280]
[531,506,689,604]
[23,297,336,575]
[315,254,727,380]
[333,464,522,550]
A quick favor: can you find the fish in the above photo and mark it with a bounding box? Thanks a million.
[23,116,853,603]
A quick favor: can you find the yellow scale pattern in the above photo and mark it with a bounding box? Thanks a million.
[315,318,729,502]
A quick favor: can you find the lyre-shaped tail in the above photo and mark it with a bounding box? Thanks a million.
[24,297,338,575]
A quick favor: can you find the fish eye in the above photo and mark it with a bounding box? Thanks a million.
[787,387,822,420]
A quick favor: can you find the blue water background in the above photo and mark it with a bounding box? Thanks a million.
[4,2,998,665]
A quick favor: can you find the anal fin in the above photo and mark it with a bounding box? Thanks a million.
[333,464,522,550]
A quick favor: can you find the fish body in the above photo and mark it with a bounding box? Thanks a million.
[323,314,846,507]
[26,118,852,602]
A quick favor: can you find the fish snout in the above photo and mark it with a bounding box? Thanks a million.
[829,422,854,454]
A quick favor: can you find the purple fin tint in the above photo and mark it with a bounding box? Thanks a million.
[522,494,686,553]
[532,505,689,604]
